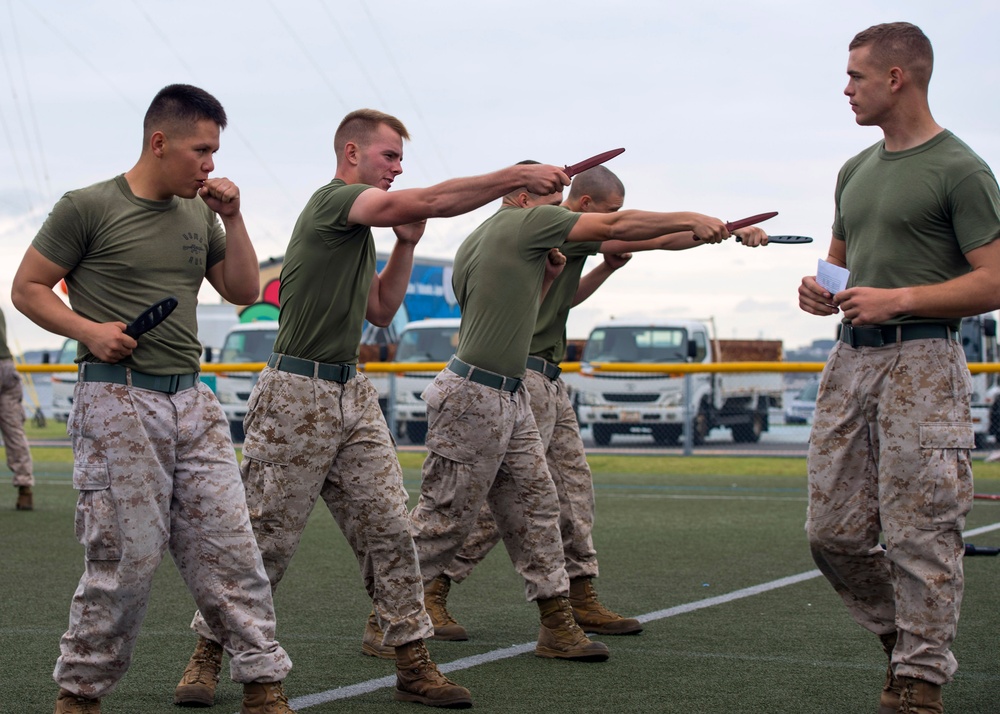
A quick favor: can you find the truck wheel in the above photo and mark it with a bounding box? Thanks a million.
[593,424,613,446]
[652,425,681,446]
[229,420,245,443]
[732,413,765,443]
[406,421,427,444]
[974,432,989,449]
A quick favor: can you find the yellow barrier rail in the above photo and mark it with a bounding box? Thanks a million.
[15,360,1000,375]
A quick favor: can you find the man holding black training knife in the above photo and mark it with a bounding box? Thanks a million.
[11,83,295,714]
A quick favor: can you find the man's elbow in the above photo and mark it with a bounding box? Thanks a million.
[367,312,392,328]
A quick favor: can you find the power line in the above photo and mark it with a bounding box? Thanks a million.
[355,1,453,177]
[6,0,51,201]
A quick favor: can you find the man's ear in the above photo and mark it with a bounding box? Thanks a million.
[344,140,360,165]
[579,195,592,211]
[150,131,166,158]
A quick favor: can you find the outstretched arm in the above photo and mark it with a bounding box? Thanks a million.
[348,164,570,228]
[566,209,729,245]
[597,225,769,254]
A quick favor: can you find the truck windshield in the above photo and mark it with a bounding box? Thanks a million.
[582,327,689,363]
[220,328,279,364]
[396,327,459,362]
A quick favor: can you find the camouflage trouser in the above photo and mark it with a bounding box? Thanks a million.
[56,380,290,699]
[806,338,974,685]
[192,367,432,648]
[411,368,568,602]
[0,359,32,487]
[445,368,597,582]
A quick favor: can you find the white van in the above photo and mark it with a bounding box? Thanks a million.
[215,321,280,441]
[391,318,460,443]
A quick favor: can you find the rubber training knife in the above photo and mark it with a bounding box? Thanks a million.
[563,148,625,178]
[725,211,778,232]
[124,296,179,339]
[739,234,813,244]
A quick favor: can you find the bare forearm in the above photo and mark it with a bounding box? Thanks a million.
[367,240,416,326]
[214,214,260,305]
[572,263,616,306]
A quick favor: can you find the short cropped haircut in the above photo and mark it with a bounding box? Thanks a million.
[568,165,625,204]
[143,84,227,142]
[503,159,542,202]
[850,22,933,88]
[334,109,410,158]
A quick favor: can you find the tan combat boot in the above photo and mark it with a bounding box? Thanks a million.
[535,596,610,661]
[424,575,469,641]
[878,631,901,714]
[242,681,295,714]
[897,677,943,714]
[568,577,643,635]
[361,609,395,659]
[16,485,33,511]
[54,688,101,713]
[175,636,224,706]
[394,639,473,708]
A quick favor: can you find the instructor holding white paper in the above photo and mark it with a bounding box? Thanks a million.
[797,22,1000,714]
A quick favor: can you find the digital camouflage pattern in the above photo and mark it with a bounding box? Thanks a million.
[57,380,290,698]
[445,368,597,582]
[191,366,433,647]
[806,338,974,685]
[410,368,569,602]
[0,359,33,487]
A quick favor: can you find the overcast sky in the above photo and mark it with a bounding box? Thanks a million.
[2,0,998,353]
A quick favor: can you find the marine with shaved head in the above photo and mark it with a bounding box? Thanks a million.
[362,165,766,651]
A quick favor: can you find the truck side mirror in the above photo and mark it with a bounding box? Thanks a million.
[985,318,997,338]
[565,344,579,361]
[203,346,214,363]
[687,340,698,360]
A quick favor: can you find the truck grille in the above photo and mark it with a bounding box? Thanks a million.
[602,393,659,403]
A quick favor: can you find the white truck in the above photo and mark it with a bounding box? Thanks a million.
[565,319,784,446]
[215,321,280,441]
[390,318,461,443]
[959,312,999,447]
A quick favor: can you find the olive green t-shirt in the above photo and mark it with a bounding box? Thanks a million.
[31,175,226,373]
[273,179,375,364]
[834,130,1000,327]
[454,204,581,378]
[529,240,601,362]
[0,308,11,361]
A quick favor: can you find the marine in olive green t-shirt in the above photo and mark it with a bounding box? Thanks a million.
[529,240,601,363]
[31,175,226,374]
[834,130,1000,328]
[453,204,581,378]
[273,179,375,364]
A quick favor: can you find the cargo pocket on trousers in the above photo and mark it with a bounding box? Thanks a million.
[917,422,974,528]
[422,380,481,464]
[73,463,123,561]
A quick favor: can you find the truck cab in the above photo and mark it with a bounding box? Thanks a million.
[390,318,461,443]
[215,321,280,442]
[566,319,783,447]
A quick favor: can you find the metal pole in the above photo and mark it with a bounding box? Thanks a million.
[682,373,693,456]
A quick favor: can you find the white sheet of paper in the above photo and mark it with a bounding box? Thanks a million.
[816,259,849,295]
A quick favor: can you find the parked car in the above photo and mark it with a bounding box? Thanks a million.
[784,379,818,425]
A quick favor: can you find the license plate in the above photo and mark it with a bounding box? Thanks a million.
[621,410,641,422]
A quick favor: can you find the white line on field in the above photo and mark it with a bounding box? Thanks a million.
[281,519,1000,710]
